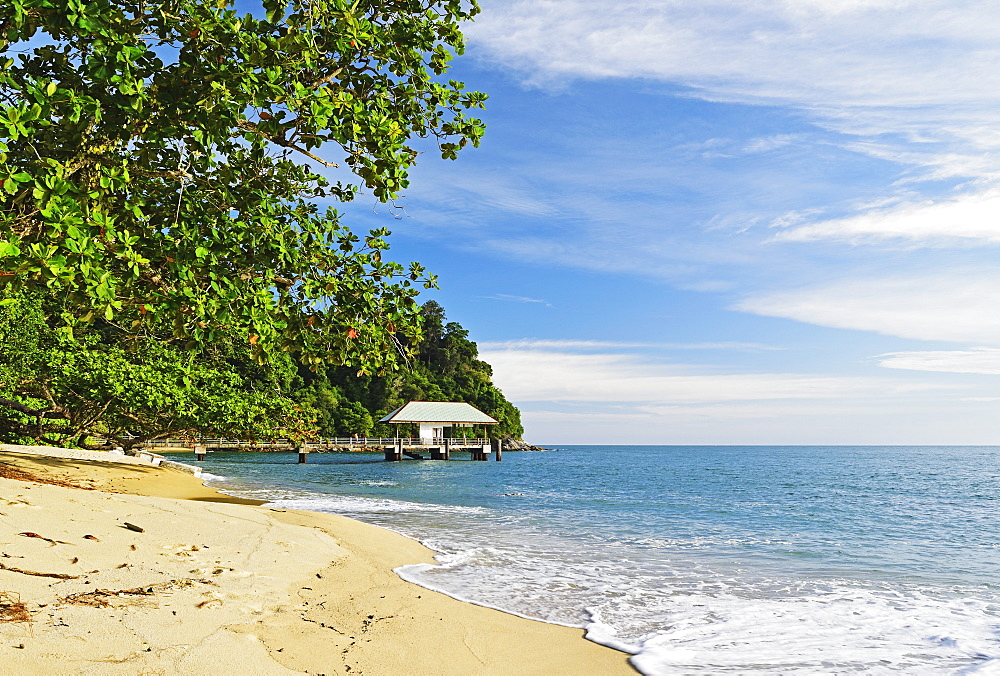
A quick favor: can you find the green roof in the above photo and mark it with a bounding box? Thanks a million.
[378,401,498,424]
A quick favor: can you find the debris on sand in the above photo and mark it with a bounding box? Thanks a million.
[0,462,91,490]
[0,592,31,624]
[59,578,215,608]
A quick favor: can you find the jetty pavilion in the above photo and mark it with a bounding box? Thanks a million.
[378,401,499,461]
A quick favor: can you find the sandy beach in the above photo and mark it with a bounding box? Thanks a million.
[0,446,634,675]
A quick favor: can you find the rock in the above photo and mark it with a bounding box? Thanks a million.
[500,438,546,452]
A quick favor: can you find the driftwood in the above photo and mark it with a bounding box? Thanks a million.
[18,532,69,546]
[0,562,79,580]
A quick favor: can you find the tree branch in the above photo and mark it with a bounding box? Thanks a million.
[235,120,339,168]
[0,396,66,419]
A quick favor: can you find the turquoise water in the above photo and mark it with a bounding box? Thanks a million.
[165,445,1000,673]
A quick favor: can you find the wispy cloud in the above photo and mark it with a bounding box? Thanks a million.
[876,348,1000,375]
[741,134,804,154]
[736,272,1000,343]
[478,294,553,307]
[471,1,1000,184]
[480,342,1000,443]
[471,1,1000,116]
[479,347,942,405]
[774,189,1000,244]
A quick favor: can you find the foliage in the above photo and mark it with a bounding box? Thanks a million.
[304,301,524,440]
[294,382,374,437]
[0,292,313,448]
[0,294,521,448]
[0,0,486,370]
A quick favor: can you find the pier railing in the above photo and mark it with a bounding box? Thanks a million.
[89,436,491,449]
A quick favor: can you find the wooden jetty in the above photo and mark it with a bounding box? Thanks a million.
[93,401,503,464]
[102,435,497,463]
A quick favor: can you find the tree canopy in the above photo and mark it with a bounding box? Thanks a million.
[0,0,486,370]
[0,290,313,448]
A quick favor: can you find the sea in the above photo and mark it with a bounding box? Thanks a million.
[163,445,1000,674]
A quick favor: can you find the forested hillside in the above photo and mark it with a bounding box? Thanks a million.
[296,301,523,440]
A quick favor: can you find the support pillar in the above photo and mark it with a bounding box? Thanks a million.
[297,444,308,463]
[492,438,502,462]
[194,443,206,462]
[444,438,451,460]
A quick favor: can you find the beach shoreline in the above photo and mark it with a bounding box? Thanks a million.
[0,446,635,675]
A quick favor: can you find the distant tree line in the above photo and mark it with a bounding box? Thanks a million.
[0,294,523,449]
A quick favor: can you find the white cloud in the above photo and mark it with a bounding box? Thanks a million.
[519,399,1000,444]
[741,134,803,154]
[479,344,1000,444]
[470,1,1000,181]
[737,273,1000,343]
[479,347,939,405]
[774,188,1000,244]
[877,348,1000,374]
[471,2,1000,111]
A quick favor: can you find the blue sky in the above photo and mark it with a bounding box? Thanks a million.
[340,0,1000,444]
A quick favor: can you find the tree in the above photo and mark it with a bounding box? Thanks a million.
[0,0,486,371]
[309,300,524,440]
[0,292,315,448]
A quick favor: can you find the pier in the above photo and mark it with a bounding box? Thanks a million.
[97,436,499,463]
[94,401,503,464]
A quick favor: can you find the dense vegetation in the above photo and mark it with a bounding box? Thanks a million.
[0,1,524,449]
[0,0,485,370]
[297,301,523,440]
[0,294,522,448]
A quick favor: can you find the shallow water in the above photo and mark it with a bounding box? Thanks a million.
[165,445,1000,674]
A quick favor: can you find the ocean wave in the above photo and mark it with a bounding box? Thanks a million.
[198,471,228,482]
[264,494,488,516]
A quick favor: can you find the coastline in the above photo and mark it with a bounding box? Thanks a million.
[0,447,635,675]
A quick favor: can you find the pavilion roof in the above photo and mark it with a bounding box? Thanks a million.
[378,401,498,425]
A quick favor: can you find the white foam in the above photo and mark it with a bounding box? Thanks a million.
[198,471,228,482]
[264,494,487,516]
[393,559,582,629]
[584,608,641,655]
[375,530,1000,675]
[625,584,1000,674]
